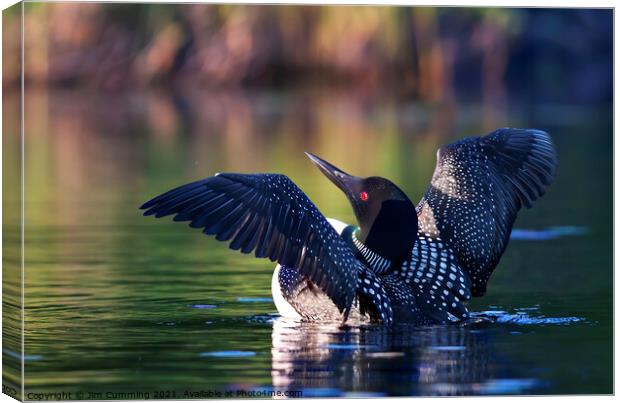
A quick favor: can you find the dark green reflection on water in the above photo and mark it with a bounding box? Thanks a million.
[15,88,611,396]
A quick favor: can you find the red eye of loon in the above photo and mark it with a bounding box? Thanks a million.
[360,191,369,201]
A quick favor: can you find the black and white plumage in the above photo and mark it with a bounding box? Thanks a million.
[343,225,392,274]
[141,127,557,325]
[397,235,472,323]
[141,173,391,323]
[342,224,471,323]
[417,128,557,296]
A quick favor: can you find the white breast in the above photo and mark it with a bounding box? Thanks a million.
[271,264,302,319]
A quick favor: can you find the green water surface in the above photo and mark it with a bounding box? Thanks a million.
[5,88,612,397]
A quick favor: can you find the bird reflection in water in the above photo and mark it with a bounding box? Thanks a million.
[270,317,537,397]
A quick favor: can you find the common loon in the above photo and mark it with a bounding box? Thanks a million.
[141,128,557,325]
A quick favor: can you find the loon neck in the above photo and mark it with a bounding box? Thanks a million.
[344,226,410,273]
[350,226,392,273]
[357,199,419,266]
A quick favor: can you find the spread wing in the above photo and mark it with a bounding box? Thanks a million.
[141,173,358,317]
[417,128,558,296]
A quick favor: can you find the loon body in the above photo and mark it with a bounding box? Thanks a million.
[141,128,557,325]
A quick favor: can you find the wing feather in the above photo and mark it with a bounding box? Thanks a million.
[141,173,361,317]
[417,128,558,296]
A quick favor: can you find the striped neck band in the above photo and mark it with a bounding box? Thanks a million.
[351,229,391,273]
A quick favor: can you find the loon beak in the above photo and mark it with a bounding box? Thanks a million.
[305,152,361,196]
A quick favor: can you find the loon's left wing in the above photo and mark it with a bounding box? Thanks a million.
[417,128,557,296]
[141,173,389,321]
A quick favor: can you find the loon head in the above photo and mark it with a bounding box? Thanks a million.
[305,152,418,264]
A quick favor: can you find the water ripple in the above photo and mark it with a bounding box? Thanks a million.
[189,304,217,309]
[430,346,466,351]
[326,344,377,350]
[3,348,43,362]
[237,297,273,303]
[473,310,585,325]
[510,226,588,241]
[200,350,257,358]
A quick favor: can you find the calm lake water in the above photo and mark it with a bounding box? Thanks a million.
[3,87,612,397]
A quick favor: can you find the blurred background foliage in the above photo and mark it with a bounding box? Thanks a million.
[3,4,612,106]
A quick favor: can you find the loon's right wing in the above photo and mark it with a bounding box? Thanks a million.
[417,128,558,296]
[141,173,379,321]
